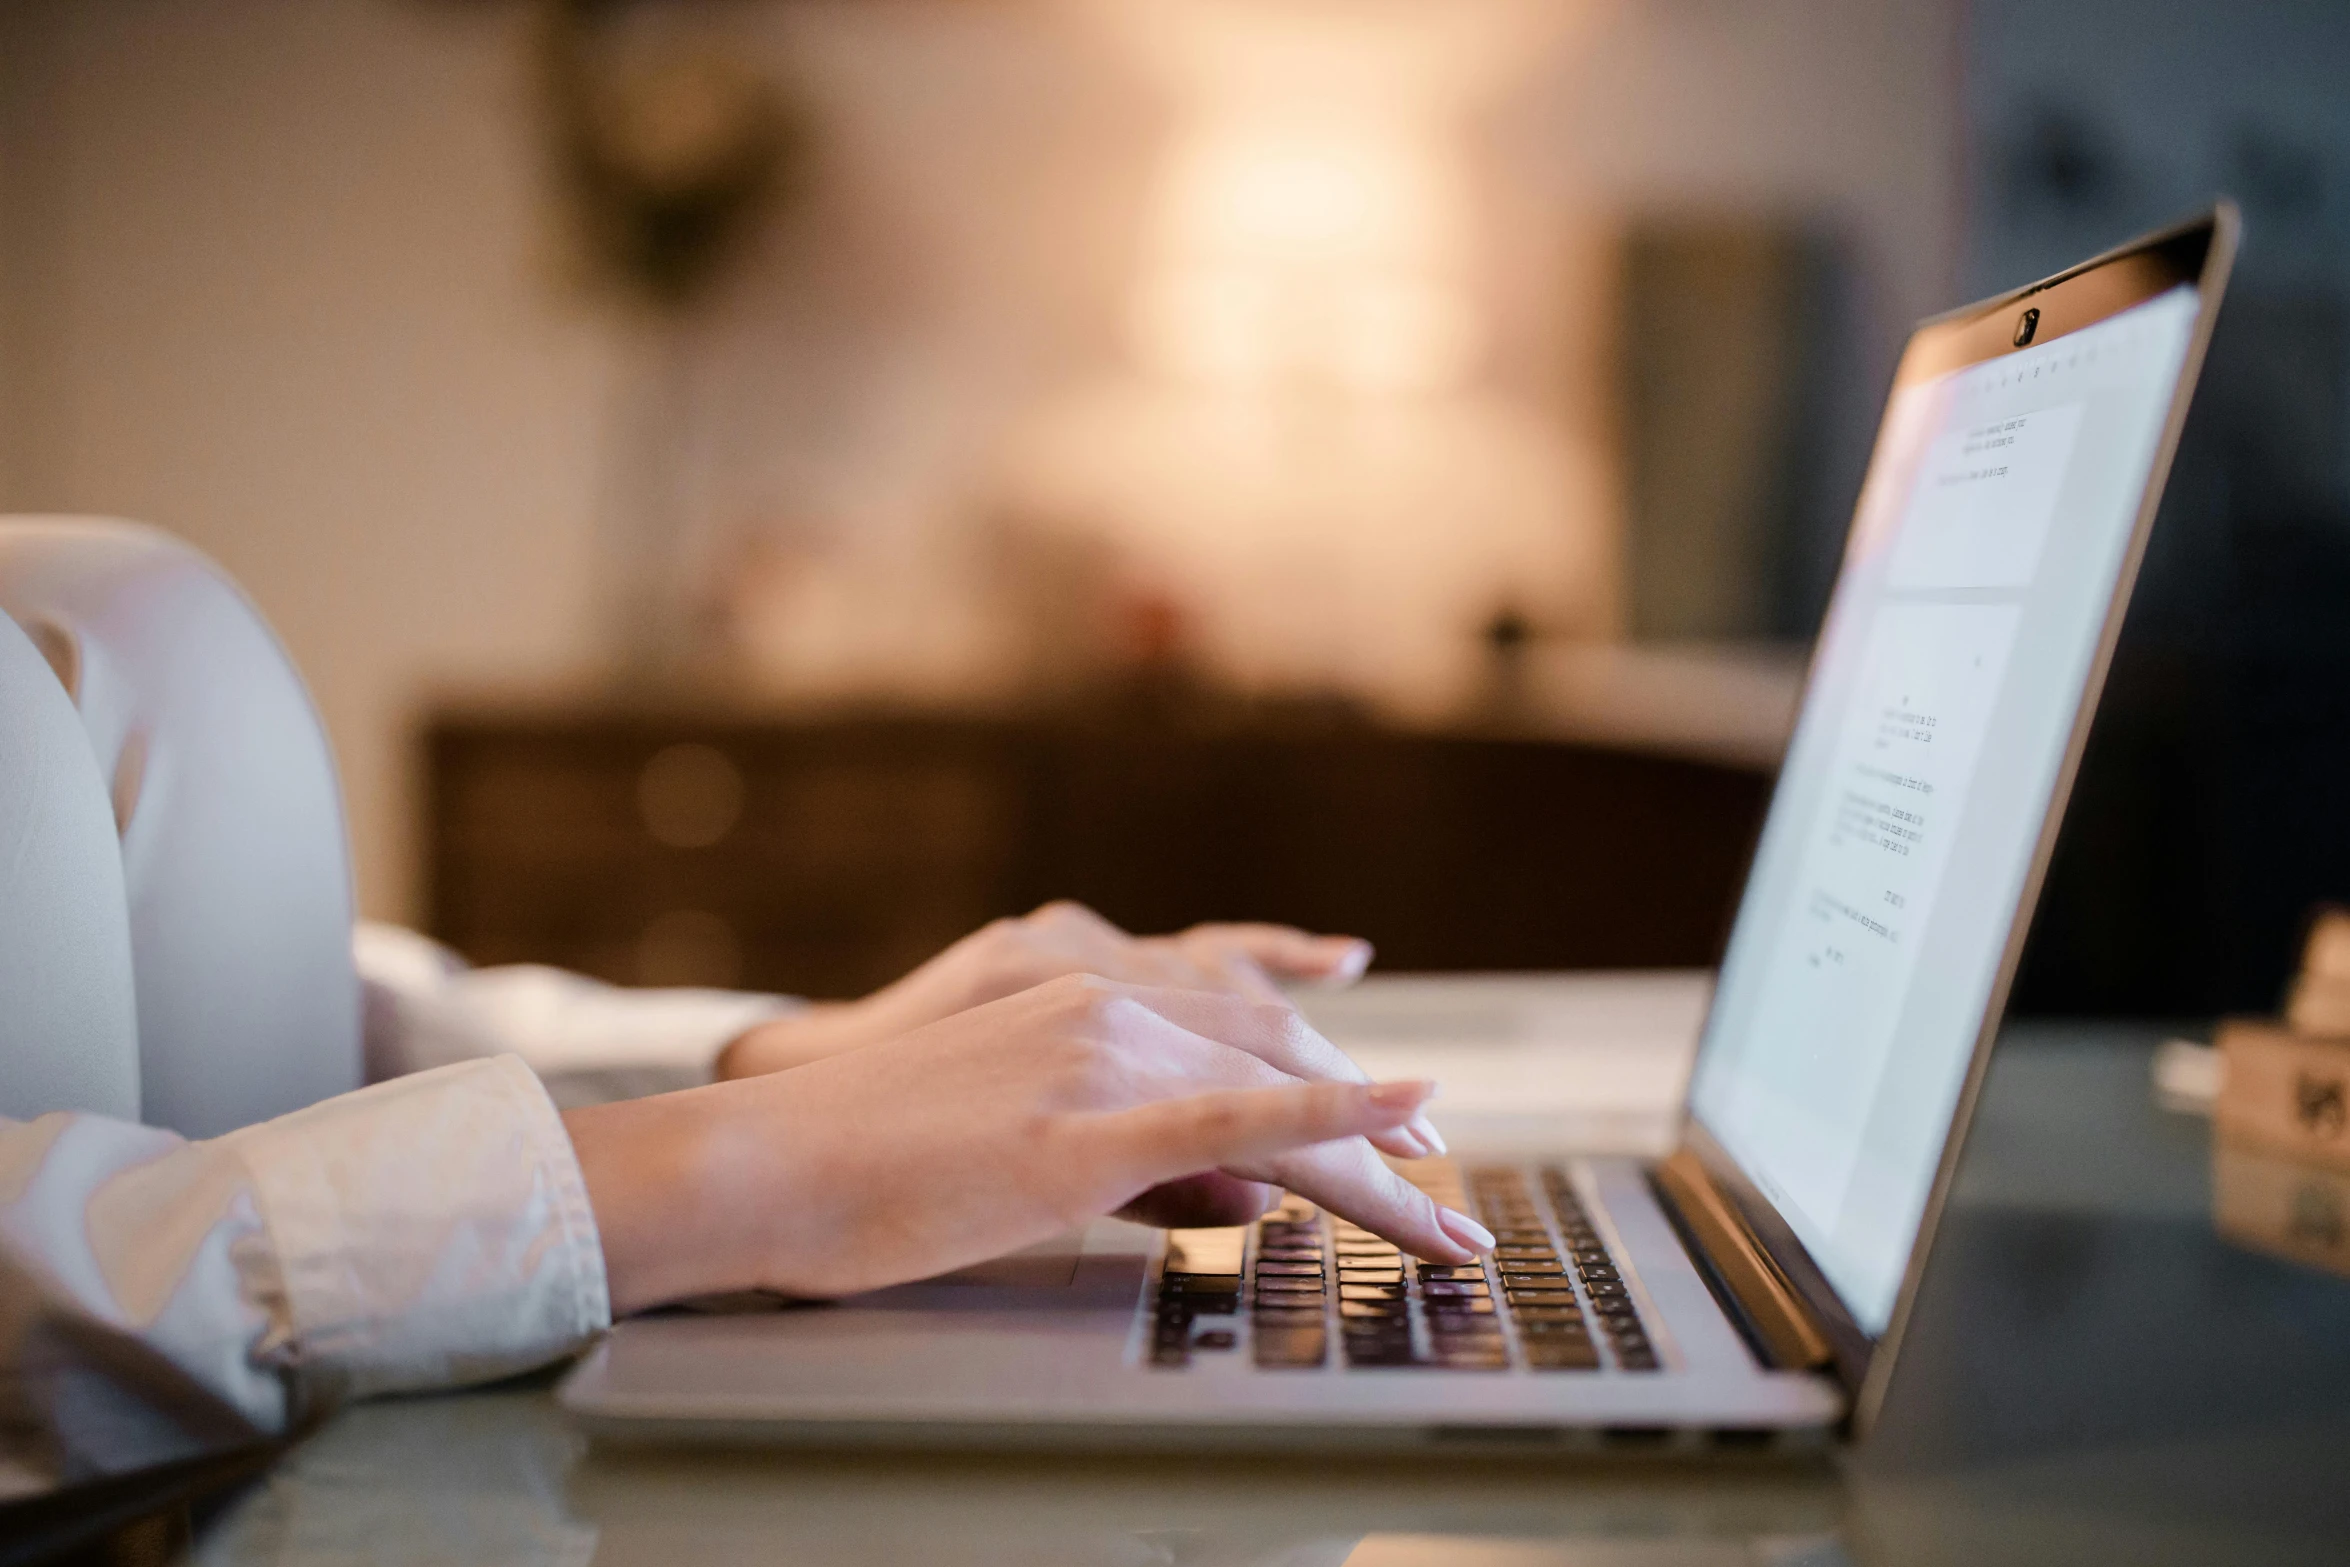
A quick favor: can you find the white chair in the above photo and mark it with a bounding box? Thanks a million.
[0,609,138,1123]
[0,518,359,1137]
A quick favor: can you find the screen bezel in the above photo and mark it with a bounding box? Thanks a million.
[1679,205,2239,1432]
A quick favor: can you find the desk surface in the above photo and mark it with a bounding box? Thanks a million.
[185,994,2350,1566]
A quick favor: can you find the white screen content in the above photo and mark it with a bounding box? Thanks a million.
[1688,285,2204,1333]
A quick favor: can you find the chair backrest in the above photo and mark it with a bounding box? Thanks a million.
[0,610,139,1123]
[0,518,358,1138]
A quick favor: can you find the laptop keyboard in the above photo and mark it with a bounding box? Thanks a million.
[1147,1163,1658,1373]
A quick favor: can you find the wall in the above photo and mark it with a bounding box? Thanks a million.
[1,0,617,924]
[0,0,1962,924]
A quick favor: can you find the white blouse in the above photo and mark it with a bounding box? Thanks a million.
[0,931,789,1503]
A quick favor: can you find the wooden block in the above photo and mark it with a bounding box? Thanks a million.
[2286,972,2350,1038]
[2215,1019,2350,1170]
[2213,1138,2350,1280]
[2305,906,2350,983]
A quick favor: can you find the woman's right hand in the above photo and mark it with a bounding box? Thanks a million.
[565,975,1494,1314]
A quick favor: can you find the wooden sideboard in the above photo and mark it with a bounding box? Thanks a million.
[423,709,1774,999]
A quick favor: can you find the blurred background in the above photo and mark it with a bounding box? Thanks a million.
[0,0,2342,1016]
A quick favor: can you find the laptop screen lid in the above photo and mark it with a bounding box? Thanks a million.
[1675,209,2237,1429]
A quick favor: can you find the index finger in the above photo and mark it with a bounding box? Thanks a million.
[1118,984,1449,1159]
[1181,923,1373,986]
[1079,1078,1437,1209]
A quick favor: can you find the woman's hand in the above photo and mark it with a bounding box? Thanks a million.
[721,901,1371,1069]
[566,975,1493,1313]
[718,901,1441,1162]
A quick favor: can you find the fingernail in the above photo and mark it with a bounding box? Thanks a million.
[1327,940,1373,983]
[1368,1078,1437,1110]
[1437,1208,1495,1252]
[1412,1113,1448,1157]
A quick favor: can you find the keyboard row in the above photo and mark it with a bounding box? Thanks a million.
[1146,1163,1657,1373]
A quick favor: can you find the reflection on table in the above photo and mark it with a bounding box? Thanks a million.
[183,1006,2350,1567]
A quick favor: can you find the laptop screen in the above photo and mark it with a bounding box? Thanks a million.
[1687,265,2210,1335]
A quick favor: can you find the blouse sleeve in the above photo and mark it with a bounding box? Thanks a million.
[353,923,798,1087]
[0,1056,609,1500]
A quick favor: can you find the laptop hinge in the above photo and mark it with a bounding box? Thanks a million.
[1652,1151,1834,1372]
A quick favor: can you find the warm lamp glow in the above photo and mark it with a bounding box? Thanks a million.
[1134,118,1480,394]
[1000,1,1618,716]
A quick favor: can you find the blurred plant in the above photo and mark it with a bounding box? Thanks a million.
[535,0,802,311]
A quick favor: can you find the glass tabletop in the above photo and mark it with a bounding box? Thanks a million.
[181,1025,2350,1567]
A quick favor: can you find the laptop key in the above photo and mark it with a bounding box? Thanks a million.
[1254,1328,1327,1369]
[1426,1306,1499,1325]
[1420,1280,1490,1297]
[1517,1316,1595,1336]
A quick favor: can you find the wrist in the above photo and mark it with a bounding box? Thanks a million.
[564,1087,737,1315]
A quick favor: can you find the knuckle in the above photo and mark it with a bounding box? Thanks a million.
[1190,1096,1246,1145]
[1064,975,1133,1023]
[1035,1029,1124,1099]
[1039,970,1113,1009]
[1261,1002,1327,1058]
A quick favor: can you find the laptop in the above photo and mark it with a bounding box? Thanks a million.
[561,208,2238,1451]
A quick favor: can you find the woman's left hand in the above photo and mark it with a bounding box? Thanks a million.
[717,901,1440,1159]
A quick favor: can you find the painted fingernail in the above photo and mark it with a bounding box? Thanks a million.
[1437,1208,1495,1252]
[1368,1078,1437,1111]
[1412,1113,1449,1157]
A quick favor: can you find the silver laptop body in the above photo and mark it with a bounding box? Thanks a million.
[562,210,2237,1453]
